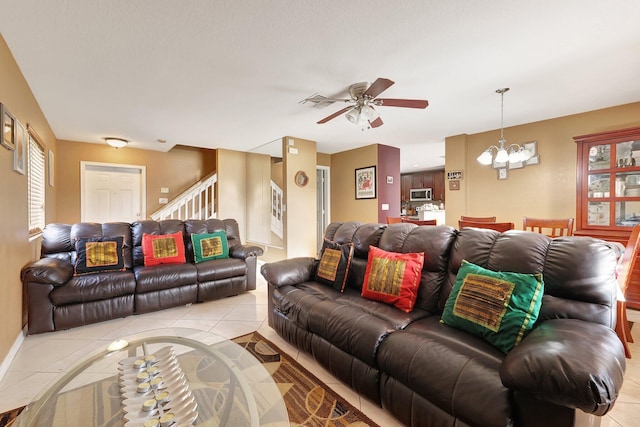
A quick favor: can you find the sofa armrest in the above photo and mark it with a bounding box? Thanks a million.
[21,257,74,286]
[230,244,264,259]
[500,319,625,416]
[260,257,317,288]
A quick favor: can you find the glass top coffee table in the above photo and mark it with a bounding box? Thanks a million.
[15,328,289,427]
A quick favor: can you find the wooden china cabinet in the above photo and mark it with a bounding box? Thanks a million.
[574,126,640,309]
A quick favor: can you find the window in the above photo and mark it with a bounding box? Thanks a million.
[27,131,45,235]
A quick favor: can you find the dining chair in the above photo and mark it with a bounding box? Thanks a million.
[614,224,640,358]
[458,220,515,232]
[402,218,437,226]
[459,215,497,223]
[523,217,574,237]
[387,217,404,224]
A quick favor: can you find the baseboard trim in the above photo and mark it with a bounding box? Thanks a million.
[0,326,27,382]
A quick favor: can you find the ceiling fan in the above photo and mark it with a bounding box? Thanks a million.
[302,78,429,129]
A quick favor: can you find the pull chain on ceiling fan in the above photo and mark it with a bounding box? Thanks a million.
[302,77,429,130]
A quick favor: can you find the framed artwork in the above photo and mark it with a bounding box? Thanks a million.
[355,165,376,199]
[13,120,25,174]
[48,149,55,187]
[1,103,15,151]
[497,167,509,180]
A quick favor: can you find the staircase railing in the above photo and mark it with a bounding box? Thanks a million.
[150,173,217,221]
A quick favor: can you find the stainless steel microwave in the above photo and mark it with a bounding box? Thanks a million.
[410,188,432,201]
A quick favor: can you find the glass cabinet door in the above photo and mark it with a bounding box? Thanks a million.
[588,144,610,170]
[576,127,640,230]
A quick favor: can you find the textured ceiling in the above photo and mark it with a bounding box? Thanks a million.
[1,1,639,172]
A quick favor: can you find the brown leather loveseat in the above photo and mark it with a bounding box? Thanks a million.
[260,221,626,427]
[22,218,263,334]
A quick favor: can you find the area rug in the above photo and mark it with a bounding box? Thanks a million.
[0,331,380,427]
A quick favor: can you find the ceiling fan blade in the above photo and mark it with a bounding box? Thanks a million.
[363,78,394,98]
[369,117,384,128]
[376,98,429,109]
[317,106,354,124]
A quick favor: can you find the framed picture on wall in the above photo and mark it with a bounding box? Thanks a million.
[355,166,376,199]
[1,103,15,151]
[13,120,25,174]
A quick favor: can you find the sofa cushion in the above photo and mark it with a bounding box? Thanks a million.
[378,316,512,427]
[361,246,424,313]
[441,259,544,353]
[142,231,186,266]
[74,236,126,275]
[134,263,198,293]
[191,231,229,263]
[315,239,354,292]
[307,287,428,366]
[50,271,136,305]
[194,257,247,282]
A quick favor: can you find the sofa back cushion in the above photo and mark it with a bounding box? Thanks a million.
[323,222,457,313]
[41,222,134,269]
[184,219,242,263]
[131,220,185,266]
[445,228,618,328]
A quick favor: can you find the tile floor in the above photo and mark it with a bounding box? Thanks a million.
[0,270,638,427]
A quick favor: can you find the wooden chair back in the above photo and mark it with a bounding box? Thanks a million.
[387,217,403,224]
[523,217,574,237]
[460,215,497,223]
[458,220,515,232]
[615,224,640,358]
[402,218,437,226]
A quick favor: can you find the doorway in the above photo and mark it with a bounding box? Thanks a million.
[81,161,146,223]
[316,166,330,254]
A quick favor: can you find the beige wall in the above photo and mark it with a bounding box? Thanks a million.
[245,152,272,246]
[317,152,331,167]
[56,141,216,224]
[216,149,248,241]
[284,136,318,257]
[330,144,379,223]
[445,102,640,228]
[0,35,57,363]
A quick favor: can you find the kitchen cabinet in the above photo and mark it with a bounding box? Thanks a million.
[401,174,412,202]
[401,170,445,202]
[432,170,445,201]
[411,174,425,189]
[574,126,640,309]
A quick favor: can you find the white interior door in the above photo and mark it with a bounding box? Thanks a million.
[316,166,330,254]
[81,162,146,223]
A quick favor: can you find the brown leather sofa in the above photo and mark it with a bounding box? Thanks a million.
[260,222,626,427]
[22,218,263,334]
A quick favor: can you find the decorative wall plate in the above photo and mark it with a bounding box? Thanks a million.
[295,171,309,187]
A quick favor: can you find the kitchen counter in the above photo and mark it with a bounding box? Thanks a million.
[419,210,446,225]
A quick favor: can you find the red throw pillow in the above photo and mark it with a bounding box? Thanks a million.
[361,246,425,313]
[142,231,186,266]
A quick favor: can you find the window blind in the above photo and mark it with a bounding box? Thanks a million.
[28,133,45,235]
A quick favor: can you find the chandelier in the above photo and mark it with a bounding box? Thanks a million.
[476,88,532,165]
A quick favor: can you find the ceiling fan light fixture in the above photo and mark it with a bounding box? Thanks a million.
[105,137,128,148]
[345,107,361,124]
[360,104,375,121]
[313,77,428,129]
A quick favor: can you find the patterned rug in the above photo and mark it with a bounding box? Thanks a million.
[0,331,379,427]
